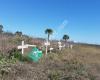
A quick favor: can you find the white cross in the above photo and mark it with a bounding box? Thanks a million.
[70,44,73,49]
[18,41,36,54]
[58,41,63,50]
[49,47,53,53]
[44,40,50,55]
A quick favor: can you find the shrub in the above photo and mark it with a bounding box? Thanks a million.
[7,48,22,60]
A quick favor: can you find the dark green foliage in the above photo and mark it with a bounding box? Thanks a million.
[7,48,23,62]
[63,34,69,41]
[63,34,69,47]
[13,52,22,61]
[15,31,22,37]
[21,55,32,62]
[45,28,53,41]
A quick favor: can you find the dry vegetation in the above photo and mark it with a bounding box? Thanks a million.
[0,44,100,80]
[0,32,100,80]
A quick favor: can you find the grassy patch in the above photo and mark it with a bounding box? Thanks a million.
[0,45,99,80]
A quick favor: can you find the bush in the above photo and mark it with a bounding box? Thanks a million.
[7,48,22,60]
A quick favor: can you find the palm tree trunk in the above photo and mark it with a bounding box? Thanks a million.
[65,39,67,47]
[48,34,50,41]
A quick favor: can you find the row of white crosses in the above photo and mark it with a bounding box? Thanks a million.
[18,40,50,55]
[18,41,36,54]
[18,40,73,55]
[44,40,64,54]
[45,40,73,54]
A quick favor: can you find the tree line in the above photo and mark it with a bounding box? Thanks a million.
[0,24,23,37]
[0,24,70,42]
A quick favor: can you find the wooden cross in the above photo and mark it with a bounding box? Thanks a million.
[18,41,36,54]
[44,40,50,55]
[50,47,53,53]
[58,41,63,50]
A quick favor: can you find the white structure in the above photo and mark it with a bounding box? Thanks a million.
[58,41,63,50]
[18,41,36,54]
[44,40,50,55]
[49,47,54,53]
[70,44,73,49]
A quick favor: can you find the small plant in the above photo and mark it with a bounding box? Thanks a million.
[48,70,61,80]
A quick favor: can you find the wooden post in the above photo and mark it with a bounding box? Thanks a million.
[44,40,50,55]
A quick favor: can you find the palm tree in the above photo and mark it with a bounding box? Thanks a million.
[15,31,22,37]
[45,28,53,41]
[63,34,69,41]
[63,34,69,46]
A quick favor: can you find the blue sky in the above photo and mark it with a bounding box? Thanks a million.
[0,0,100,44]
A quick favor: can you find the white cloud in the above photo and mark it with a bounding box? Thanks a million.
[59,20,68,29]
[51,20,69,40]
